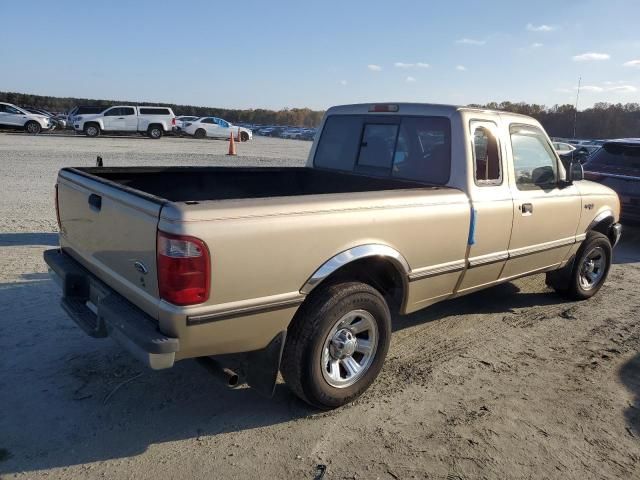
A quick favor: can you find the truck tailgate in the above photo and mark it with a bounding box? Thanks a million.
[56,169,164,318]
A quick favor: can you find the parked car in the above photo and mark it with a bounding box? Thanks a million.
[23,107,67,130]
[553,142,576,155]
[73,106,176,138]
[584,139,640,222]
[0,102,51,134]
[67,106,108,127]
[174,116,200,133]
[182,117,252,141]
[281,128,303,139]
[45,103,621,409]
[299,128,317,141]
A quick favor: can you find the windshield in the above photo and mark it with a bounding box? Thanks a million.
[314,114,451,185]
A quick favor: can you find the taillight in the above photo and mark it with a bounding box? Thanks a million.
[157,231,210,306]
[171,117,176,126]
[54,183,61,230]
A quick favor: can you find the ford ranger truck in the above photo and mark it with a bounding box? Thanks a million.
[45,103,622,409]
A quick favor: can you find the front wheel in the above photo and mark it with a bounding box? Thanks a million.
[240,131,249,142]
[281,282,391,409]
[25,121,41,135]
[84,124,100,137]
[549,232,612,300]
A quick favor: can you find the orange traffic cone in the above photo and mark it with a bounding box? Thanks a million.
[227,131,237,156]
[236,129,241,142]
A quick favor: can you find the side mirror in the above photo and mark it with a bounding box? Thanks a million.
[532,165,555,186]
[567,159,584,183]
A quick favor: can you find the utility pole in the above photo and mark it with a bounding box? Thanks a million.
[573,76,581,138]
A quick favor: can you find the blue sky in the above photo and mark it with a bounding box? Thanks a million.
[1,0,639,110]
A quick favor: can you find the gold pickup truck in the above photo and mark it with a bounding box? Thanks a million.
[44,103,622,409]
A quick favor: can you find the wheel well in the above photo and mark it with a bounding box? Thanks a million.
[84,122,99,129]
[311,257,406,313]
[147,123,163,131]
[590,216,615,243]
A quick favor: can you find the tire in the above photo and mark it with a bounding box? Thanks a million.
[553,232,612,300]
[281,282,391,409]
[194,129,206,139]
[84,124,100,137]
[240,131,249,142]
[25,121,41,135]
[147,125,163,139]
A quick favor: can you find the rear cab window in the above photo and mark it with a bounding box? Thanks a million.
[314,115,451,185]
[139,108,171,115]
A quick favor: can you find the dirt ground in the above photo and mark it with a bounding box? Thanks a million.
[0,133,638,480]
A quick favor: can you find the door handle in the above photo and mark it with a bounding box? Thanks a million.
[88,194,102,212]
[117,117,125,119]
[521,203,533,215]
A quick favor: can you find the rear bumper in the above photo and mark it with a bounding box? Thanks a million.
[44,248,179,369]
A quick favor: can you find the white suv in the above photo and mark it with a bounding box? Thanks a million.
[0,102,51,134]
[74,106,176,139]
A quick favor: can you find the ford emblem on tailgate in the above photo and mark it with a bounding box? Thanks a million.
[133,261,148,275]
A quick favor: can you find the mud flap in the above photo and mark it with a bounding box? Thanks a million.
[245,330,287,397]
[546,253,577,290]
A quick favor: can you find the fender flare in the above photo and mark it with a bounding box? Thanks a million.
[299,244,411,298]
[587,208,615,232]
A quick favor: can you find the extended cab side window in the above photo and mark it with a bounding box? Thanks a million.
[392,117,451,185]
[121,107,135,116]
[509,124,558,190]
[104,108,121,116]
[472,123,502,185]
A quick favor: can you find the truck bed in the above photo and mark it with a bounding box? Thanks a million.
[66,166,436,203]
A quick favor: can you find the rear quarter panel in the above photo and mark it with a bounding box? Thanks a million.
[157,189,470,357]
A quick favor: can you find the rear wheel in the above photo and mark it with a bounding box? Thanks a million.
[84,124,100,137]
[194,128,206,139]
[25,121,41,135]
[281,282,391,409]
[147,125,163,139]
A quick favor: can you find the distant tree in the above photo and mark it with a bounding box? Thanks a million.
[2,90,640,137]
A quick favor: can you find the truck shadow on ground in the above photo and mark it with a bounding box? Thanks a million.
[0,274,576,475]
[0,232,58,247]
[2,227,639,474]
[0,280,316,474]
[620,353,640,437]
[394,281,568,333]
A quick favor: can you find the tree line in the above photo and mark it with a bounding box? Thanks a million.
[469,101,640,139]
[2,91,639,138]
[0,91,324,127]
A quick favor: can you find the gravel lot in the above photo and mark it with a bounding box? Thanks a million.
[0,133,638,480]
